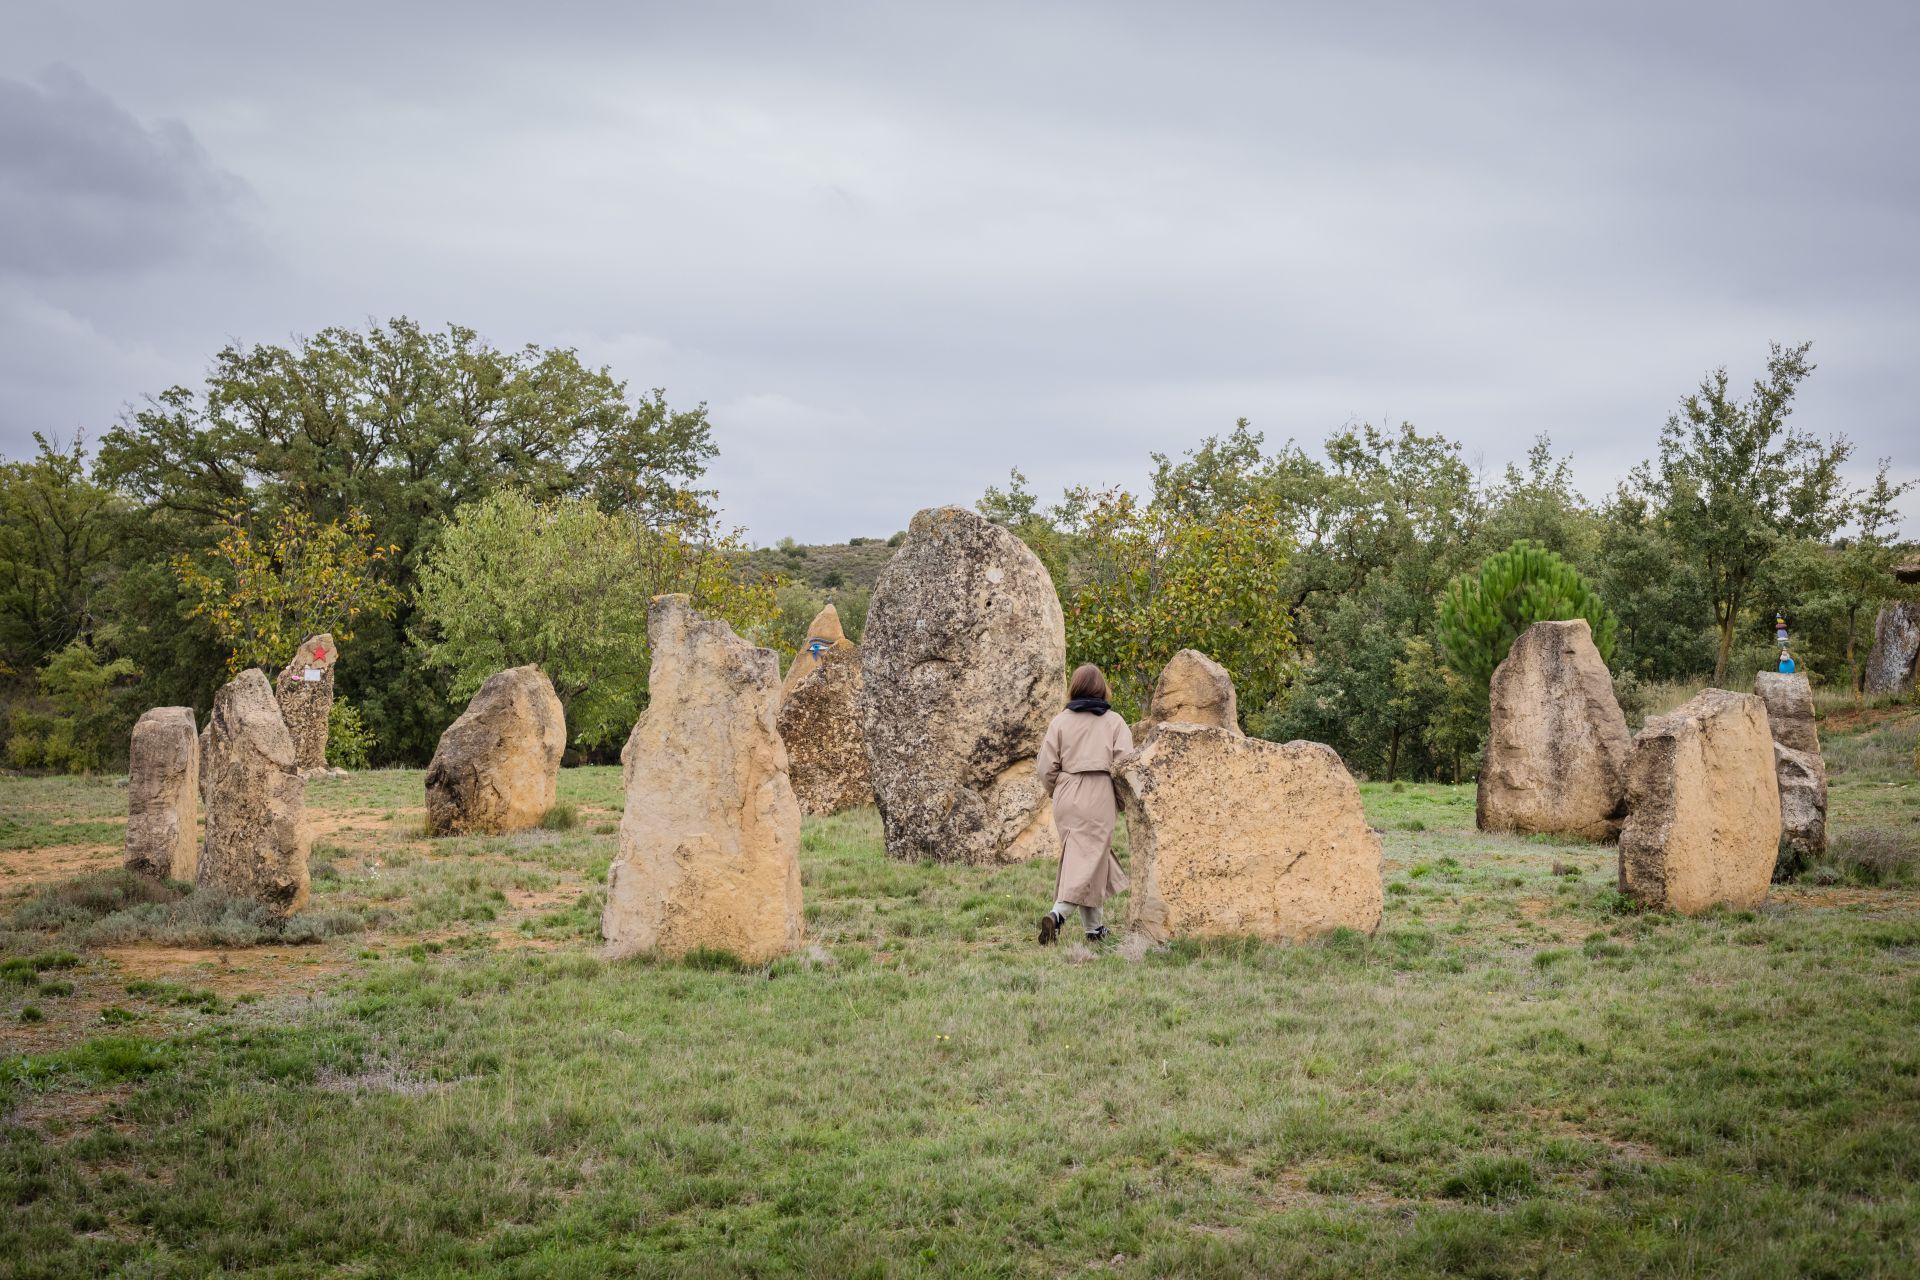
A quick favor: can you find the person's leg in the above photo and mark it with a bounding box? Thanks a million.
[1079,905,1102,930]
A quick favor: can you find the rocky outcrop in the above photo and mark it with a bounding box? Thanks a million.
[1116,725,1382,943]
[1863,602,1920,697]
[780,604,855,699]
[1618,689,1780,913]
[603,595,803,964]
[858,506,1065,864]
[777,644,872,816]
[1754,671,1826,876]
[425,666,566,836]
[275,634,336,773]
[1477,619,1632,841]
[1136,649,1240,739]
[1753,671,1820,758]
[198,670,308,917]
[124,707,199,881]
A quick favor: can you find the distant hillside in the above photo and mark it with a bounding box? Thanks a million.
[743,537,903,590]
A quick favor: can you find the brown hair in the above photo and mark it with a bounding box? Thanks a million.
[1068,664,1110,702]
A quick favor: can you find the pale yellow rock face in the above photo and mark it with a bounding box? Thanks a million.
[1117,725,1382,943]
[602,595,804,965]
[1137,649,1240,738]
[275,633,336,773]
[780,604,854,699]
[199,670,308,918]
[125,706,199,881]
[1478,619,1632,841]
[1618,689,1780,914]
[425,666,566,836]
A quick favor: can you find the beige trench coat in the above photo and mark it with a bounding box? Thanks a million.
[1036,707,1134,907]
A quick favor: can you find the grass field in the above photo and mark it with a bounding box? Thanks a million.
[2,710,1917,1277]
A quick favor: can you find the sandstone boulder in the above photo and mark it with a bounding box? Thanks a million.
[1753,671,1820,757]
[1477,619,1631,841]
[1863,601,1920,697]
[124,707,199,881]
[1618,689,1780,913]
[198,670,308,917]
[1136,649,1240,739]
[1772,742,1828,880]
[780,604,854,699]
[603,595,803,964]
[275,633,336,773]
[859,506,1065,864]
[777,644,873,816]
[425,665,566,836]
[1117,725,1382,943]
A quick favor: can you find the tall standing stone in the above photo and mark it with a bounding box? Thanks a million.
[1477,619,1632,841]
[1863,601,1920,697]
[124,707,199,881]
[859,506,1066,864]
[603,595,804,964]
[1135,649,1240,739]
[1754,671,1827,876]
[425,666,567,836]
[780,604,854,699]
[1116,726,1382,943]
[1618,689,1780,914]
[275,634,336,773]
[778,644,873,816]
[198,670,308,917]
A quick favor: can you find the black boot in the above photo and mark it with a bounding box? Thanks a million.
[1038,911,1063,946]
[1084,925,1110,942]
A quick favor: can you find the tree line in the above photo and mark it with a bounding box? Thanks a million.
[1,322,1911,779]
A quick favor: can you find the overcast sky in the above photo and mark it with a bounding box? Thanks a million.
[3,1,1916,542]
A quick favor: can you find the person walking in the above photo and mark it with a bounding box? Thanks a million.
[1036,663,1133,944]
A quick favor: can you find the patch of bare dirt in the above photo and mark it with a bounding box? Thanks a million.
[100,944,350,998]
[0,842,119,888]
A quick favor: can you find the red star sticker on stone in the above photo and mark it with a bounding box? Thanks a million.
[312,646,328,662]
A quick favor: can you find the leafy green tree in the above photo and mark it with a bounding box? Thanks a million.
[977,467,1072,590]
[413,491,776,750]
[1436,540,1619,688]
[1640,342,1852,684]
[0,434,122,680]
[4,640,137,771]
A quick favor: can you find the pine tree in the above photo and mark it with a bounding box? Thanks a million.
[1436,540,1618,687]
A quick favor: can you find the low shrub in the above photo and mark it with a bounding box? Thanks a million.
[540,804,578,832]
[9,871,380,947]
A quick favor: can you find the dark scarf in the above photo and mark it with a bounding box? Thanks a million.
[1066,698,1110,716]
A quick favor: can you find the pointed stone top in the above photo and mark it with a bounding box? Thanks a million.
[280,634,337,679]
[1139,649,1240,736]
[806,604,845,645]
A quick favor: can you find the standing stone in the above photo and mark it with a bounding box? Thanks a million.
[424,666,566,836]
[603,595,803,964]
[1117,725,1382,943]
[1754,670,1827,875]
[1863,601,1920,697]
[124,707,199,881]
[777,644,873,816]
[198,670,308,917]
[1135,649,1240,739]
[1618,689,1780,914]
[275,634,336,773]
[780,604,854,699]
[859,506,1065,864]
[1477,619,1632,841]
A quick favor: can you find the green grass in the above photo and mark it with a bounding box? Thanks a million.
[1,722,1917,1277]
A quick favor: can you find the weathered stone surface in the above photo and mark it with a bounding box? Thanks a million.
[1863,601,1920,697]
[780,604,854,699]
[1753,671,1820,757]
[198,670,308,917]
[425,666,566,836]
[1477,619,1632,841]
[1117,725,1383,943]
[858,506,1065,864]
[1772,742,1828,880]
[777,644,873,816]
[124,707,199,881]
[1136,649,1240,738]
[275,634,336,773]
[1618,689,1780,914]
[603,595,803,964]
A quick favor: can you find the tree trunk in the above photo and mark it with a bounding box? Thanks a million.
[1713,614,1735,687]
[1387,727,1401,783]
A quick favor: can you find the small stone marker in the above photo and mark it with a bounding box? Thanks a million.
[275,634,337,774]
[1116,725,1383,943]
[603,595,804,964]
[1618,688,1780,914]
[125,707,200,881]
[1134,649,1240,740]
[198,669,308,917]
[424,665,566,836]
[780,604,854,699]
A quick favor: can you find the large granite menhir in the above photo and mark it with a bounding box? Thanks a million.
[603,595,804,964]
[1117,725,1383,943]
[1863,601,1920,697]
[1754,670,1827,877]
[1618,689,1779,914]
[425,665,566,836]
[124,707,199,881]
[859,506,1065,864]
[198,670,308,918]
[1477,619,1631,841]
[275,633,336,773]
